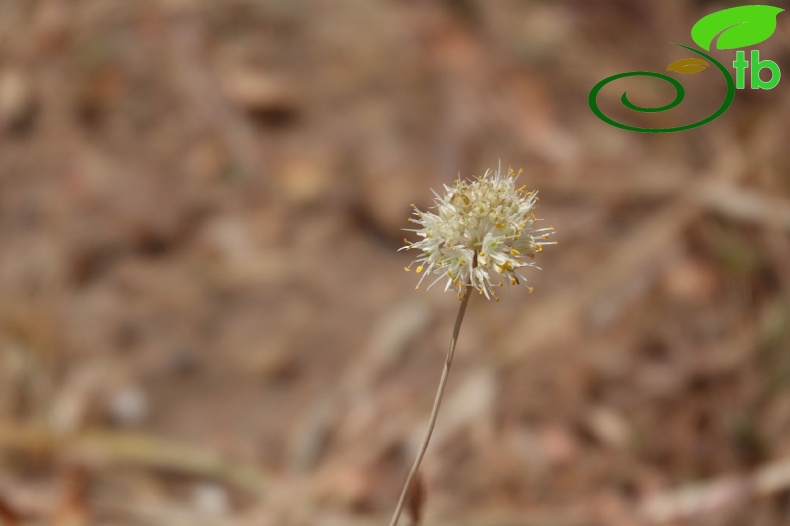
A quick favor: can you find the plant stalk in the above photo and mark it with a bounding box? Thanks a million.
[389,285,473,526]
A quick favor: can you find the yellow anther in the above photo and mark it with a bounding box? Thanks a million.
[510,248,520,255]
[510,276,519,285]
[416,265,424,273]
[404,267,411,272]
[496,222,504,229]
[537,245,543,252]
[495,297,501,302]
[415,285,420,290]
[528,286,534,293]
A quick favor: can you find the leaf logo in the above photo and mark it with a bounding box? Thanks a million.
[666,57,711,74]
[589,4,783,132]
[691,5,784,51]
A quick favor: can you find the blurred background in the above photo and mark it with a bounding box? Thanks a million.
[1,0,789,524]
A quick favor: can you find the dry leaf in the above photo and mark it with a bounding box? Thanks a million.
[405,471,425,526]
[0,494,21,526]
[666,57,710,74]
[53,467,89,526]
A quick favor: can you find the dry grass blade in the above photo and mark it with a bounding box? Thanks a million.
[640,455,790,523]
[0,425,270,501]
[696,181,790,232]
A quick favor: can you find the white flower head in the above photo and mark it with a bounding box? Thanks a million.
[400,164,556,301]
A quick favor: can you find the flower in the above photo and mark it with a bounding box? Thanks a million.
[400,164,555,301]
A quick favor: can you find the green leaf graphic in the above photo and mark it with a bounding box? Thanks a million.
[691,5,784,51]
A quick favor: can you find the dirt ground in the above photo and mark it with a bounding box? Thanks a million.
[1,1,789,525]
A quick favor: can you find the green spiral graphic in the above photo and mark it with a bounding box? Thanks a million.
[588,44,735,133]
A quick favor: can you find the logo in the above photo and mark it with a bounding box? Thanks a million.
[589,5,784,133]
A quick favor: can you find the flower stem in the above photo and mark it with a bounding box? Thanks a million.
[389,285,473,526]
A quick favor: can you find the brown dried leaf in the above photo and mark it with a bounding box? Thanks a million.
[53,467,89,526]
[405,472,425,526]
[0,494,21,526]
[666,57,710,74]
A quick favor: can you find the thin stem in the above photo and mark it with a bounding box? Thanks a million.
[389,285,473,526]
